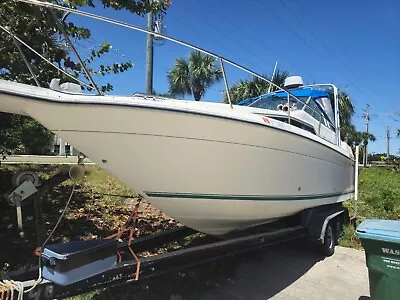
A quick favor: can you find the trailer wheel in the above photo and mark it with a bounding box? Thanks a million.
[322,222,335,257]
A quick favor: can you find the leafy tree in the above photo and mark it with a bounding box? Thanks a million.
[334,91,377,162]
[0,114,24,154]
[0,114,54,155]
[223,69,289,104]
[340,124,361,148]
[333,90,355,142]
[0,0,169,154]
[342,125,375,149]
[167,51,222,101]
[20,118,54,154]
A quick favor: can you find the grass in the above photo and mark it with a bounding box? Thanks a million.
[339,166,400,249]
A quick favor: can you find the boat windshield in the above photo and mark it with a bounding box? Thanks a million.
[238,88,336,131]
[245,94,309,110]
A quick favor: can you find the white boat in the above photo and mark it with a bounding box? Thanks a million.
[0,77,355,235]
[0,1,355,235]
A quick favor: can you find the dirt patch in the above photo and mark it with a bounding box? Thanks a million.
[0,164,180,271]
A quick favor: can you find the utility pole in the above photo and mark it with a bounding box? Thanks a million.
[362,104,370,167]
[386,126,391,159]
[145,1,154,95]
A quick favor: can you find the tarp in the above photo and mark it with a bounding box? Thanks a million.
[237,88,329,106]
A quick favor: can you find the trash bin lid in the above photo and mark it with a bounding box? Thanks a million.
[356,219,400,243]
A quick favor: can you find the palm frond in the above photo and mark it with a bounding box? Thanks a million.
[167,51,222,100]
[167,58,191,96]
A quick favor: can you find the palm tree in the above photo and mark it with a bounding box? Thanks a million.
[269,69,290,92]
[343,125,375,149]
[337,90,355,141]
[223,69,289,104]
[341,124,362,147]
[167,51,222,101]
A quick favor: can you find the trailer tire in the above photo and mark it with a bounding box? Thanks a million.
[322,222,335,257]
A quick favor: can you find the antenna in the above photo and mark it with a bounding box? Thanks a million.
[267,61,278,93]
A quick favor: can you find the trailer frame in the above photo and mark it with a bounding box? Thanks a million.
[4,202,349,300]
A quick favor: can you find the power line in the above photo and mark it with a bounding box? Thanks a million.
[143,13,234,97]
[260,0,382,105]
[167,10,259,72]
[260,1,368,96]
[179,1,308,76]
[292,0,383,103]
[178,5,258,63]
[267,3,329,66]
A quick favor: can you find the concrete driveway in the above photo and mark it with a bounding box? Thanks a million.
[193,241,370,300]
[103,239,370,300]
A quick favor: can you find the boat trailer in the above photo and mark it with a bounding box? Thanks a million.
[4,210,349,300]
[1,167,350,300]
[6,225,305,299]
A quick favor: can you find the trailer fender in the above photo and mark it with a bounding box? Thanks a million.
[307,208,349,244]
[318,210,345,242]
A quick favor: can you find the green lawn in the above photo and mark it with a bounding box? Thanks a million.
[340,166,400,249]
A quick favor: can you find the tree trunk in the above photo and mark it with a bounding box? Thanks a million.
[193,91,202,101]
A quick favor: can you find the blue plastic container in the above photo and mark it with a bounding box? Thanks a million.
[42,239,117,286]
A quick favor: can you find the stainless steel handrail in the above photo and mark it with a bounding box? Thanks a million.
[48,8,102,95]
[219,57,232,109]
[0,25,93,89]
[11,33,41,88]
[11,0,341,145]
[13,1,303,102]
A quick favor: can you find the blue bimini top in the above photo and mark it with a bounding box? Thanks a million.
[236,88,329,106]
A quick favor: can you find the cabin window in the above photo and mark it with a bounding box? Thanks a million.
[264,115,316,134]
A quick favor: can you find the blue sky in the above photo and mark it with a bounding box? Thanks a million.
[69,0,400,154]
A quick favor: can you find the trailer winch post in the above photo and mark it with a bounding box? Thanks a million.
[7,165,84,246]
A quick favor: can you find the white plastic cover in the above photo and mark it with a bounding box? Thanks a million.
[50,78,82,94]
[284,76,304,88]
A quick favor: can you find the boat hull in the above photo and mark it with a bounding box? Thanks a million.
[0,82,355,235]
